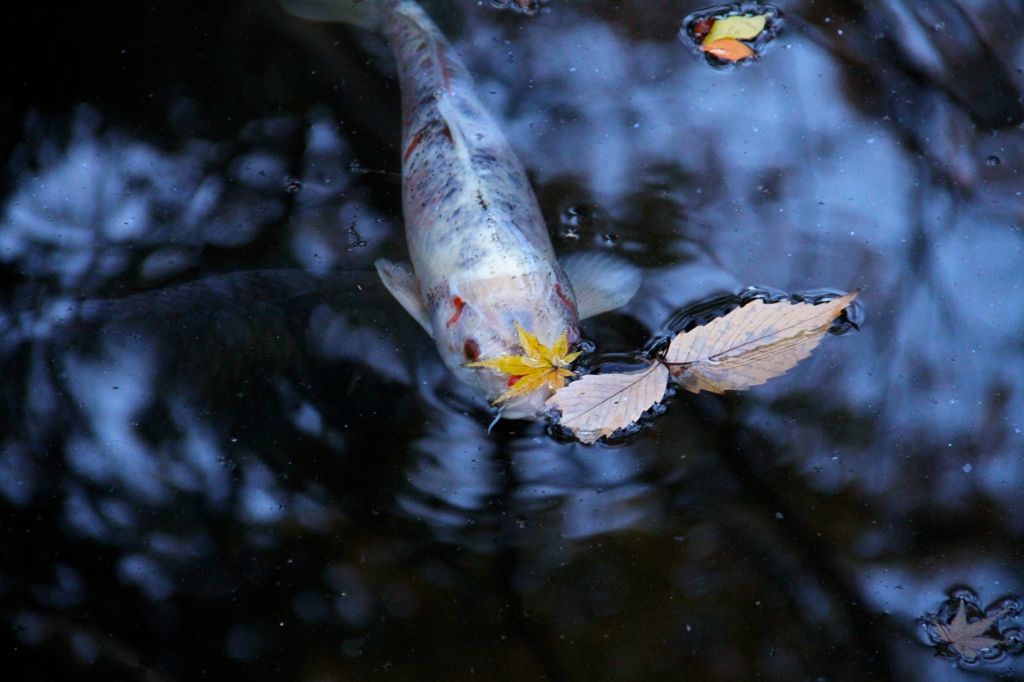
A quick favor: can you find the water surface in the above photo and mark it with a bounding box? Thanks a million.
[2,0,1024,679]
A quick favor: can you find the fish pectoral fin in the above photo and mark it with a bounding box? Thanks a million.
[561,252,642,319]
[375,258,433,335]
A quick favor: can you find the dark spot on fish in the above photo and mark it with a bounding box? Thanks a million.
[446,296,466,327]
[463,338,480,362]
[476,189,489,210]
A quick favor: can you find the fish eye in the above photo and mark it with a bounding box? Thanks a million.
[463,339,480,362]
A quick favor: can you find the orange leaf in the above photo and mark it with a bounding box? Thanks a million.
[702,38,755,61]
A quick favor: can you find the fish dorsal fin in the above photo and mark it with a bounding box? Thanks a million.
[435,94,471,156]
[561,252,642,319]
[375,258,433,335]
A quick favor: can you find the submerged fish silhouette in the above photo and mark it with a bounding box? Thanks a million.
[284,0,641,419]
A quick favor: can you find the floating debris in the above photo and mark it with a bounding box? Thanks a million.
[344,221,367,250]
[490,0,542,17]
[680,3,783,68]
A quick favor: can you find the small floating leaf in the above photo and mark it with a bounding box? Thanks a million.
[932,600,1008,662]
[703,38,755,62]
[703,14,767,43]
[664,292,858,394]
[546,361,668,444]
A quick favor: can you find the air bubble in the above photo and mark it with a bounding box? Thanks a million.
[560,204,593,228]
[991,597,1022,617]
[1004,628,1024,652]
[950,586,979,603]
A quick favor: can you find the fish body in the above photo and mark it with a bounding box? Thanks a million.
[285,0,640,419]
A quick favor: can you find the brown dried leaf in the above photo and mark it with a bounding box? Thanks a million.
[546,362,669,444]
[933,600,1007,661]
[664,292,858,394]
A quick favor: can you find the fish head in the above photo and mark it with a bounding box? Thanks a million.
[430,270,580,420]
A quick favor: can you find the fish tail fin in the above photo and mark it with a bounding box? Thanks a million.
[281,0,385,31]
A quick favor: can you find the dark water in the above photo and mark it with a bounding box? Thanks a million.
[3,0,1024,679]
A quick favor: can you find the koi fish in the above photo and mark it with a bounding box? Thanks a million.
[284,0,641,419]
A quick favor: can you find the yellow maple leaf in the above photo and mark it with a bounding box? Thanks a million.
[703,14,767,44]
[466,321,581,403]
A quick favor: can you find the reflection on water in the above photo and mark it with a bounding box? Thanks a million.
[2,0,1024,679]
